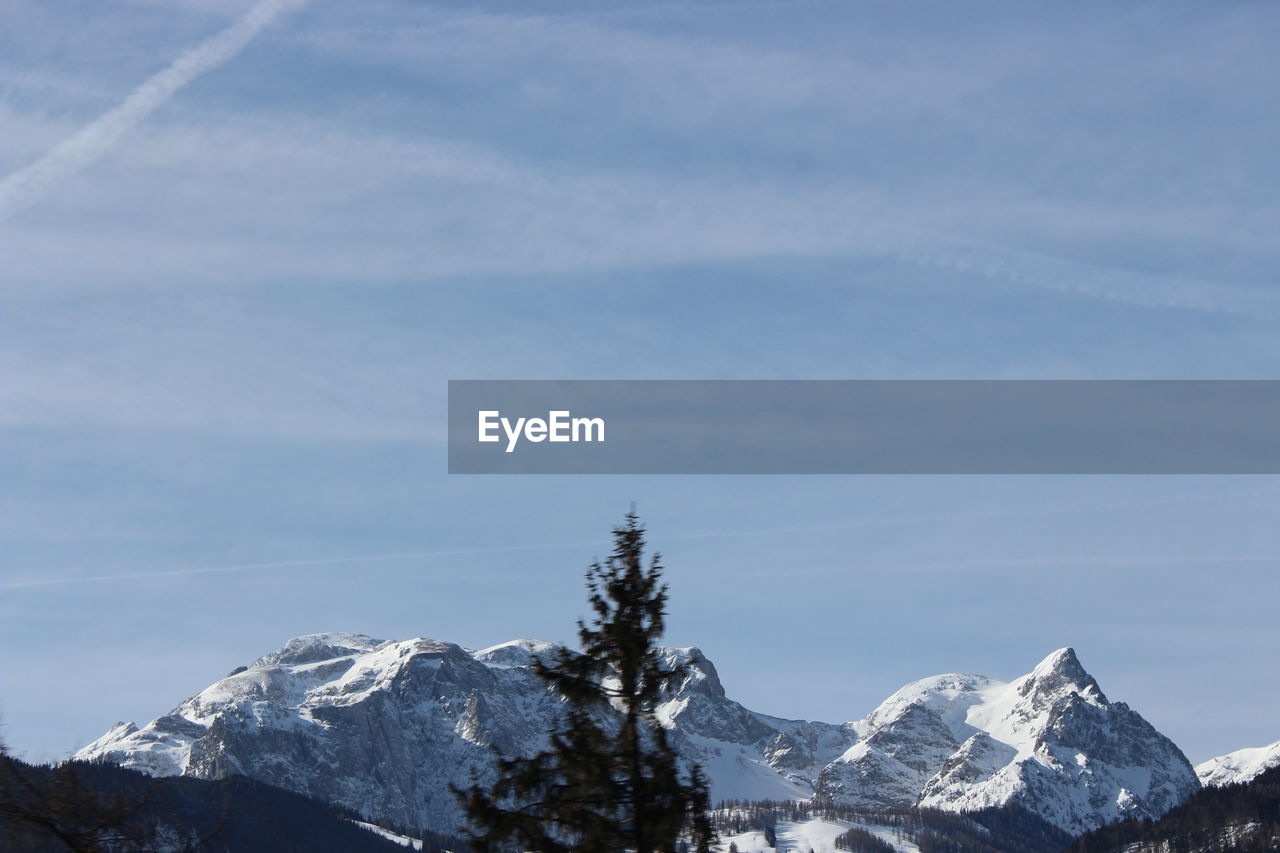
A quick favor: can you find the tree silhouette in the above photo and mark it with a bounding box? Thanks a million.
[0,742,157,852]
[457,512,714,853]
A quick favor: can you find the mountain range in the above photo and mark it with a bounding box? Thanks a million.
[76,634,1225,838]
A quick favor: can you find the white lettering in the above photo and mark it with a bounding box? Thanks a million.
[573,416,605,443]
[479,410,606,453]
[501,416,526,453]
[478,411,500,443]
[549,410,571,442]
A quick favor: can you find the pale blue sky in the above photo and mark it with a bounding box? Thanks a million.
[1,0,1278,765]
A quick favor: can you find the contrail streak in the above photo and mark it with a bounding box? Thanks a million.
[4,484,1268,590]
[898,241,1280,318]
[0,0,307,218]
[0,541,602,590]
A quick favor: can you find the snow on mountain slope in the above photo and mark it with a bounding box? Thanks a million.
[716,816,918,853]
[77,633,855,832]
[1196,739,1280,787]
[352,820,424,850]
[656,646,858,801]
[817,649,1199,835]
[77,638,1196,837]
[79,634,567,830]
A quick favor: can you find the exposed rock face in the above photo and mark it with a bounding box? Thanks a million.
[78,639,1198,836]
[1196,739,1280,787]
[78,634,852,831]
[816,648,1200,835]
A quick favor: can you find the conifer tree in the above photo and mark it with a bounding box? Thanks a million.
[457,512,714,853]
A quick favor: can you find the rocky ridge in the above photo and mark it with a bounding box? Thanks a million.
[77,637,1200,836]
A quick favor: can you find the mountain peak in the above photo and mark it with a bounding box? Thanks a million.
[472,638,560,667]
[661,646,726,698]
[251,633,387,668]
[1034,647,1082,676]
[1020,647,1107,705]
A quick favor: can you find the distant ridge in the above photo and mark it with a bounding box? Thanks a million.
[1071,763,1280,852]
[1198,739,1280,788]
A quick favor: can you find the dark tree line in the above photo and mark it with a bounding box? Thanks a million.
[835,826,897,853]
[0,744,419,852]
[0,747,159,851]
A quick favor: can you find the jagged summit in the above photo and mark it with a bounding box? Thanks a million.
[76,639,1198,836]
[660,646,727,698]
[818,647,1195,834]
[1017,647,1108,705]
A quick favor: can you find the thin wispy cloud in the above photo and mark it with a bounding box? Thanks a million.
[0,541,599,590]
[3,1,1269,320]
[7,483,1270,590]
[765,553,1280,579]
[901,242,1280,318]
[0,0,306,218]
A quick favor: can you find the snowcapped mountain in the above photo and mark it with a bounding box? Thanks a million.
[655,645,858,800]
[1196,739,1280,787]
[77,633,853,832]
[77,636,1197,836]
[817,648,1199,835]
